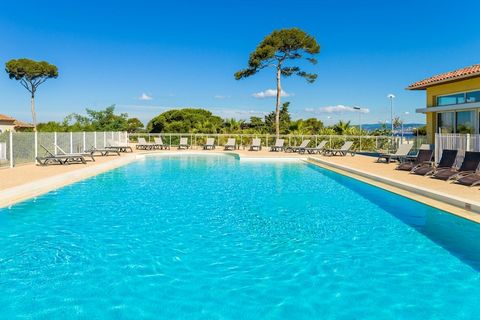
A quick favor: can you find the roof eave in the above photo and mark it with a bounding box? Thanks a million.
[406,73,480,91]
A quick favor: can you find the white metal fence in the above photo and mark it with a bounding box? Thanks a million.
[435,133,480,161]
[0,131,128,168]
[128,133,428,153]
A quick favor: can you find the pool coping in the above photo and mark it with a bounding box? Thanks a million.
[308,156,480,224]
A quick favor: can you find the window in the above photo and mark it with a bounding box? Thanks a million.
[437,112,454,133]
[437,93,465,106]
[466,90,480,103]
[456,111,475,134]
[437,90,480,106]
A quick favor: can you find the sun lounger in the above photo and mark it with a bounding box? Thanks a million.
[224,138,236,150]
[455,172,480,187]
[136,137,155,150]
[396,149,433,171]
[203,138,215,150]
[36,145,87,165]
[154,137,170,150]
[377,144,413,163]
[178,137,190,149]
[285,140,310,153]
[106,139,133,153]
[84,146,120,156]
[431,151,480,181]
[411,149,458,176]
[54,144,95,161]
[270,139,285,152]
[249,138,262,151]
[299,140,327,154]
[323,141,355,156]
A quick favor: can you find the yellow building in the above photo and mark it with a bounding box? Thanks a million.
[407,64,480,143]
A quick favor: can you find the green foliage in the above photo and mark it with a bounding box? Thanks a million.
[265,102,292,134]
[290,118,324,135]
[127,118,144,133]
[36,105,142,132]
[5,59,58,90]
[413,125,427,136]
[147,108,224,133]
[234,28,320,82]
[332,120,351,135]
[5,58,59,130]
[221,118,245,133]
[392,117,403,130]
[234,28,320,136]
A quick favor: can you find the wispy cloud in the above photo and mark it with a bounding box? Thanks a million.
[214,95,231,99]
[252,89,292,99]
[138,93,153,101]
[306,105,370,114]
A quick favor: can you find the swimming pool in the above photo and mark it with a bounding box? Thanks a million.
[1,154,480,319]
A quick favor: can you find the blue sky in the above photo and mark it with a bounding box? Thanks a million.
[1,0,479,126]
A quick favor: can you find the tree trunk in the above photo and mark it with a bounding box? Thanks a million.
[30,93,37,132]
[275,67,282,138]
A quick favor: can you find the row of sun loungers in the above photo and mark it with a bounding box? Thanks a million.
[383,143,480,187]
[35,140,128,166]
[134,137,356,156]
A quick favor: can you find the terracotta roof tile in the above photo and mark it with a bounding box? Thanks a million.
[407,64,480,90]
[0,114,16,122]
[14,120,34,128]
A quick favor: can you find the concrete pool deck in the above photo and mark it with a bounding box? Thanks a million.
[1,147,479,224]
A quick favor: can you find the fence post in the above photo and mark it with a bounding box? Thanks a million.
[34,131,38,163]
[103,132,106,148]
[54,132,58,155]
[83,132,86,151]
[70,132,73,153]
[9,131,13,168]
[94,132,97,148]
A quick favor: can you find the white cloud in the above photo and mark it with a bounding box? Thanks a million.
[252,89,292,99]
[305,105,370,114]
[138,93,153,101]
[214,95,231,99]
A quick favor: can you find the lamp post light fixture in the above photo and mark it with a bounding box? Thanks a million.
[402,111,410,138]
[353,107,362,132]
[387,94,395,136]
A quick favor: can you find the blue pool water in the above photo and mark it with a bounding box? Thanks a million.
[1,154,480,319]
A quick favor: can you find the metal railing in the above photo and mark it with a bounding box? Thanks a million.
[435,133,480,161]
[0,131,128,168]
[127,133,428,153]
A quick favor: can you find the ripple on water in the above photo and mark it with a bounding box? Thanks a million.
[0,155,480,319]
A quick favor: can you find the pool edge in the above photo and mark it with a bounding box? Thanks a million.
[308,156,480,224]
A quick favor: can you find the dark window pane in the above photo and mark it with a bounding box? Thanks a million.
[466,91,480,103]
[456,111,475,134]
[437,112,454,133]
[437,93,465,106]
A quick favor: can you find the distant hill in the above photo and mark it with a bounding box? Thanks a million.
[359,123,425,132]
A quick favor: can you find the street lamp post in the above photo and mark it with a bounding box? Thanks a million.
[387,94,395,151]
[353,107,362,132]
[387,94,395,136]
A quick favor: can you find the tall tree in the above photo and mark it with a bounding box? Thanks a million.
[5,59,58,131]
[234,28,320,137]
[265,102,292,134]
